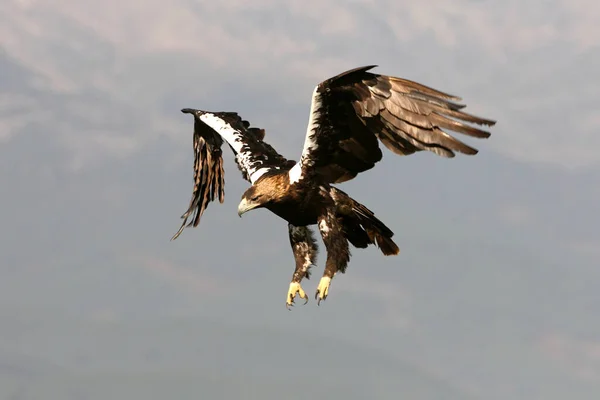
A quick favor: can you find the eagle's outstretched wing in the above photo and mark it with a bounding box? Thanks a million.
[172,109,292,240]
[288,65,496,184]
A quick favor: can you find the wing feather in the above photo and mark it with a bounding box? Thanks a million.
[372,122,420,156]
[289,66,496,184]
[172,114,225,240]
[380,109,478,155]
[173,109,290,239]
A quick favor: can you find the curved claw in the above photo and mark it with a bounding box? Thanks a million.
[316,293,327,306]
[286,294,295,310]
[286,282,308,310]
[315,276,331,306]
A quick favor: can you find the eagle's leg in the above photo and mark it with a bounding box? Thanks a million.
[315,209,350,305]
[286,224,318,309]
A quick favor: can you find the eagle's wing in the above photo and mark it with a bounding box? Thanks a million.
[172,109,292,240]
[288,65,496,184]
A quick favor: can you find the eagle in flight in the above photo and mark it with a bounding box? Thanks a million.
[172,65,495,308]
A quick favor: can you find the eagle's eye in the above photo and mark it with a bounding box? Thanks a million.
[250,194,261,202]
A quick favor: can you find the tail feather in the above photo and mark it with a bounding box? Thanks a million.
[366,227,400,256]
[333,188,400,256]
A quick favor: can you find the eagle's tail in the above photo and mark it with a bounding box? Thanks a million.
[333,189,400,256]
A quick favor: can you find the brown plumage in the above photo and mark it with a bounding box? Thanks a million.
[173,66,496,307]
[171,115,225,240]
[302,65,495,184]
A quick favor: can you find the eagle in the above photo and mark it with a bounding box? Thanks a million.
[172,65,495,308]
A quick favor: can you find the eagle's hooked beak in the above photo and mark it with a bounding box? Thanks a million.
[237,198,259,217]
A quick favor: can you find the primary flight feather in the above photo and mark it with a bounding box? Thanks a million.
[172,65,496,308]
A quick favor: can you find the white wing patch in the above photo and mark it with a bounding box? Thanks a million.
[289,86,323,184]
[288,162,303,184]
[199,113,270,184]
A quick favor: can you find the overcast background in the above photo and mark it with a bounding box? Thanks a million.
[1,0,599,399]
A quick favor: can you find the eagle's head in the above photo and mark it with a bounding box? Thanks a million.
[237,175,288,217]
[237,185,270,217]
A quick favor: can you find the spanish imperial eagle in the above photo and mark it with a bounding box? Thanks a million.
[172,65,495,308]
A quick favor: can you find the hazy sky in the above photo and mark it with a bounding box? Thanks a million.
[1,0,599,399]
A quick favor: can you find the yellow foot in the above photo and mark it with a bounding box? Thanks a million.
[315,276,332,305]
[286,282,308,310]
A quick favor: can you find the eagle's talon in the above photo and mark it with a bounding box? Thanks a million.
[286,282,308,309]
[316,293,327,306]
[315,276,331,306]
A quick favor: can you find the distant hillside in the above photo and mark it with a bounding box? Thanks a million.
[0,315,475,400]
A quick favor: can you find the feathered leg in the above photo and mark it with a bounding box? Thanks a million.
[286,224,318,309]
[316,209,350,305]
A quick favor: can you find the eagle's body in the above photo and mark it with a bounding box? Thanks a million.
[172,66,496,307]
[239,173,361,226]
[243,172,323,227]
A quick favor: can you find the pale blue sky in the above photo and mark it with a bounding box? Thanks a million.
[1,0,599,399]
